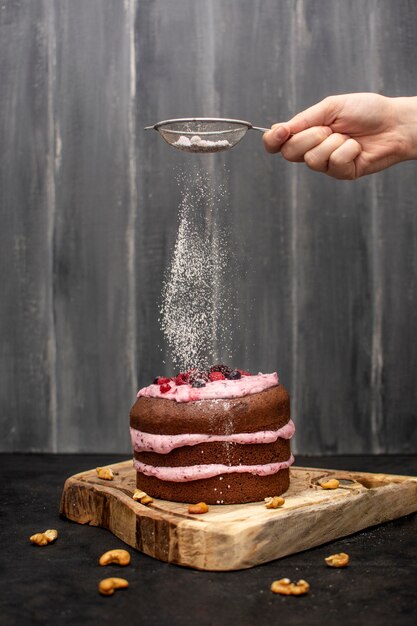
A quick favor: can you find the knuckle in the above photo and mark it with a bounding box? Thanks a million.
[304,150,326,172]
[315,127,332,143]
[281,143,298,161]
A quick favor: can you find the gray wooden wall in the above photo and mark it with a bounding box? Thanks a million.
[1,0,416,454]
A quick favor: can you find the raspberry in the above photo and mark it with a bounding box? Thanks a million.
[209,371,225,382]
[159,383,171,393]
[157,377,171,385]
[175,373,189,386]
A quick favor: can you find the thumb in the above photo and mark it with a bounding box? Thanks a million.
[262,123,292,153]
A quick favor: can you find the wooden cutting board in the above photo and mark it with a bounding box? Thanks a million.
[60,461,417,571]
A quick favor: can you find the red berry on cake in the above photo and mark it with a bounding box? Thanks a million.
[157,377,171,385]
[175,373,188,386]
[209,371,226,382]
[159,383,171,393]
[237,369,252,376]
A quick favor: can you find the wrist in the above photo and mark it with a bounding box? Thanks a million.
[393,96,417,161]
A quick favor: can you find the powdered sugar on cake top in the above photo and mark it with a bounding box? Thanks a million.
[137,372,279,403]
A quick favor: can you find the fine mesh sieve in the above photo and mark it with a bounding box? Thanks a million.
[144,118,270,153]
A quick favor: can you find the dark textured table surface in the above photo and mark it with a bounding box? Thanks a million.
[1,454,416,626]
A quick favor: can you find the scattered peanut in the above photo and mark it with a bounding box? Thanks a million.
[30,529,58,546]
[99,577,129,596]
[96,467,114,481]
[132,489,153,505]
[270,578,310,596]
[99,549,131,567]
[320,478,340,490]
[325,552,350,568]
[30,533,48,546]
[188,502,209,514]
[265,496,285,509]
[44,529,58,542]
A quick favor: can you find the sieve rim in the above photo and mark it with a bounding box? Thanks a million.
[149,117,254,130]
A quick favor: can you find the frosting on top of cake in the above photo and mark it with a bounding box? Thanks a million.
[137,372,279,403]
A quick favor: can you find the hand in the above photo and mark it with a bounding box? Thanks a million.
[263,93,417,179]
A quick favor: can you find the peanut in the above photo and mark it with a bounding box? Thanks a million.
[30,529,58,546]
[44,529,58,542]
[270,578,310,596]
[325,552,350,568]
[188,502,209,514]
[96,467,114,481]
[320,478,340,490]
[99,549,131,567]
[98,577,129,596]
[264,496,285,509]
[132,489,153,505]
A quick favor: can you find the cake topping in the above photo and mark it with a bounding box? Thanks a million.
[138,371,279,403]
[208,371,226,382]
[210,364,233,377]
[155,376,171,385]
[191,379,206,388]
[151,364,251,387]
[188,368,209,384]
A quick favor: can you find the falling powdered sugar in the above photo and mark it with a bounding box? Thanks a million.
[159,168,240,371]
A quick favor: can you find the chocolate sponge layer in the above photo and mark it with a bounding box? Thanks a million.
[130,384,290,435]
[136,468,290,505]
[134,438,291,467]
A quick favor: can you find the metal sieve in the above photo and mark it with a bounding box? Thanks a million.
[144,117,270,153]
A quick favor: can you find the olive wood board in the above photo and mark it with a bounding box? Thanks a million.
[60,461,417,571]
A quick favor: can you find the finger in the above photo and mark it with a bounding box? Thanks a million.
[263,124,292,153]
[286,96,344,134]
[281,126,333,162]
[326,138,362,180]
[303,133,350,172]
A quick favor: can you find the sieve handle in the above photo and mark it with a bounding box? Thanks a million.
[252,125,294,137]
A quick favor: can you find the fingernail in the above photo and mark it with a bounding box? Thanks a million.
[273,126,289,142]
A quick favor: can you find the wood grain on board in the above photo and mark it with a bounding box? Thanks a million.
[60,460,417,571]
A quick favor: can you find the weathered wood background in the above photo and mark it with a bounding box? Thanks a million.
[1,0,416,454]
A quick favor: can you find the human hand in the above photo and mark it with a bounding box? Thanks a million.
[263,93,417,179]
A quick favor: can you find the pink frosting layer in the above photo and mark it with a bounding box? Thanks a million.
[130,419,295,454]
[138,372,279,403]
[133,454,294,482]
